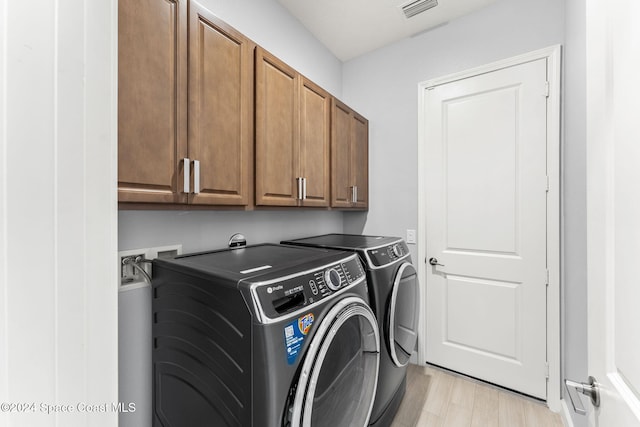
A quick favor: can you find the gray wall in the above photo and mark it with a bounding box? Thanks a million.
[119,210,343,253]
[118,0,345,254]
[342,0,587,423]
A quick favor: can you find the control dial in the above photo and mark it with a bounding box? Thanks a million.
[392,244,404,258]
[324,268,342,291]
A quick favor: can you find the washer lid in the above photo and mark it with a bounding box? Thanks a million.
[284,233,401,250]
[164,244,339,281]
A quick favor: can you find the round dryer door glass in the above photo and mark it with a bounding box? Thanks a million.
[289,297,380,427]
[388,263,420,367]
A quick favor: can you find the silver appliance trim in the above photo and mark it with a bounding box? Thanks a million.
[290,296,380,427]
[388,262,416,367]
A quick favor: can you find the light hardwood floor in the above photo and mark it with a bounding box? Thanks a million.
[391,364,564,427]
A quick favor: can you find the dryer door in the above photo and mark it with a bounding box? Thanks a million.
[388,262,420,367]
[289,297,380,427]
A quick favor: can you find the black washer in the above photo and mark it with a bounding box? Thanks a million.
[152,244,380,427]
[282,234,420,427]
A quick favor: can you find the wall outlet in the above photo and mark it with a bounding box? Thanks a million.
[406,229,417,244]
[119,244,183,285]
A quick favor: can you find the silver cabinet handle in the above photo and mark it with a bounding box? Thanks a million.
[354,185,358,203]
[182,158,190,193]
[565,377,600,415]
[429,257,445,267]
[297,177,302,200]
[302,178,307,200]
[193,160,200,194]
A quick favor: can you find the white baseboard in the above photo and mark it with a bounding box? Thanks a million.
[560,399,576,427]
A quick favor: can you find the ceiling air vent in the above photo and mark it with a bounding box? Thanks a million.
[400,0,438,19]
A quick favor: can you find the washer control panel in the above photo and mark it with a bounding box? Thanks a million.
[366,240,410,268]
[323,268,342,291]
[253,256,366,319]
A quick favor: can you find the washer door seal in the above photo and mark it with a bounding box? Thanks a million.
[388,262,420,367]
[288,296,380,427]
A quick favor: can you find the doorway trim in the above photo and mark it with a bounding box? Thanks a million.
[416,45,561,411]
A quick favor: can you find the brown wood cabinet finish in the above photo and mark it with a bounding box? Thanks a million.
[255,48,332,207]
[188,4,253,206]
[299,77,331,207]
[255,48,300,206]
[118,0,188,204]
[352,112,369,208]
[119,4,366,210]
[331,99,369,209]
[118,0,253,207]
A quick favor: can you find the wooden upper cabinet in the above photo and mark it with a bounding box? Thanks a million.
[118,0,188,203]
[255,48,331,207]
[119,3,366,209]
[118,0,253,207]
[299,78,331,207]
[255,48,299,206]
[188,3,254,206]
[332,101,353,208]
[331,99,369,209]
[351,111,369,208]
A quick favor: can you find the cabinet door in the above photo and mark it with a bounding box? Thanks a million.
[331,99,354,208]
[188,3,253,206]
[118,0,188,204]
[255,48,299,206]
[331,99,369,209]
[299,78,331,207]
[351,112,369,208]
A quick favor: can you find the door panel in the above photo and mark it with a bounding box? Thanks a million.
[444,88,518,253]
[255,48,299,206]
[425,58,548,399]
[118,0,187,203]
[331,99,369,209]
[188,4,253,206]
[331,100,353,207]
[585,0,640,424]
[352,113,369,208]
[299,78,330,207]
[445,277,519,359]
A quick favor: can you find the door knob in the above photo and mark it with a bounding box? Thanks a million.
[565,376,600,415]
[428,257,444,267]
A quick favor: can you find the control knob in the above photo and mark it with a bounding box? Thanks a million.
[324,268,342,291]
[392,244,404,258]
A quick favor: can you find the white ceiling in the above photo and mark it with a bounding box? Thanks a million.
[276,0,499,61]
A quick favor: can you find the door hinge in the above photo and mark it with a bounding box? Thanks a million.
[545,362,550,379]
[546,175,550,192]
[545,81,550,97]
[546,269,550,286]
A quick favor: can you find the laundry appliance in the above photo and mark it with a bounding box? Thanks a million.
[151,243,380,427]
[282,234,420,427]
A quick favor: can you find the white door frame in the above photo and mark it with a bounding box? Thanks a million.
[417,45,562,412]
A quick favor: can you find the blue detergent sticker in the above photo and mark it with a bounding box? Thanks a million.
[284,313,314,365]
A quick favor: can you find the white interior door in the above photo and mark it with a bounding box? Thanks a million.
[423,58,548,399]
[581,0,640,424]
